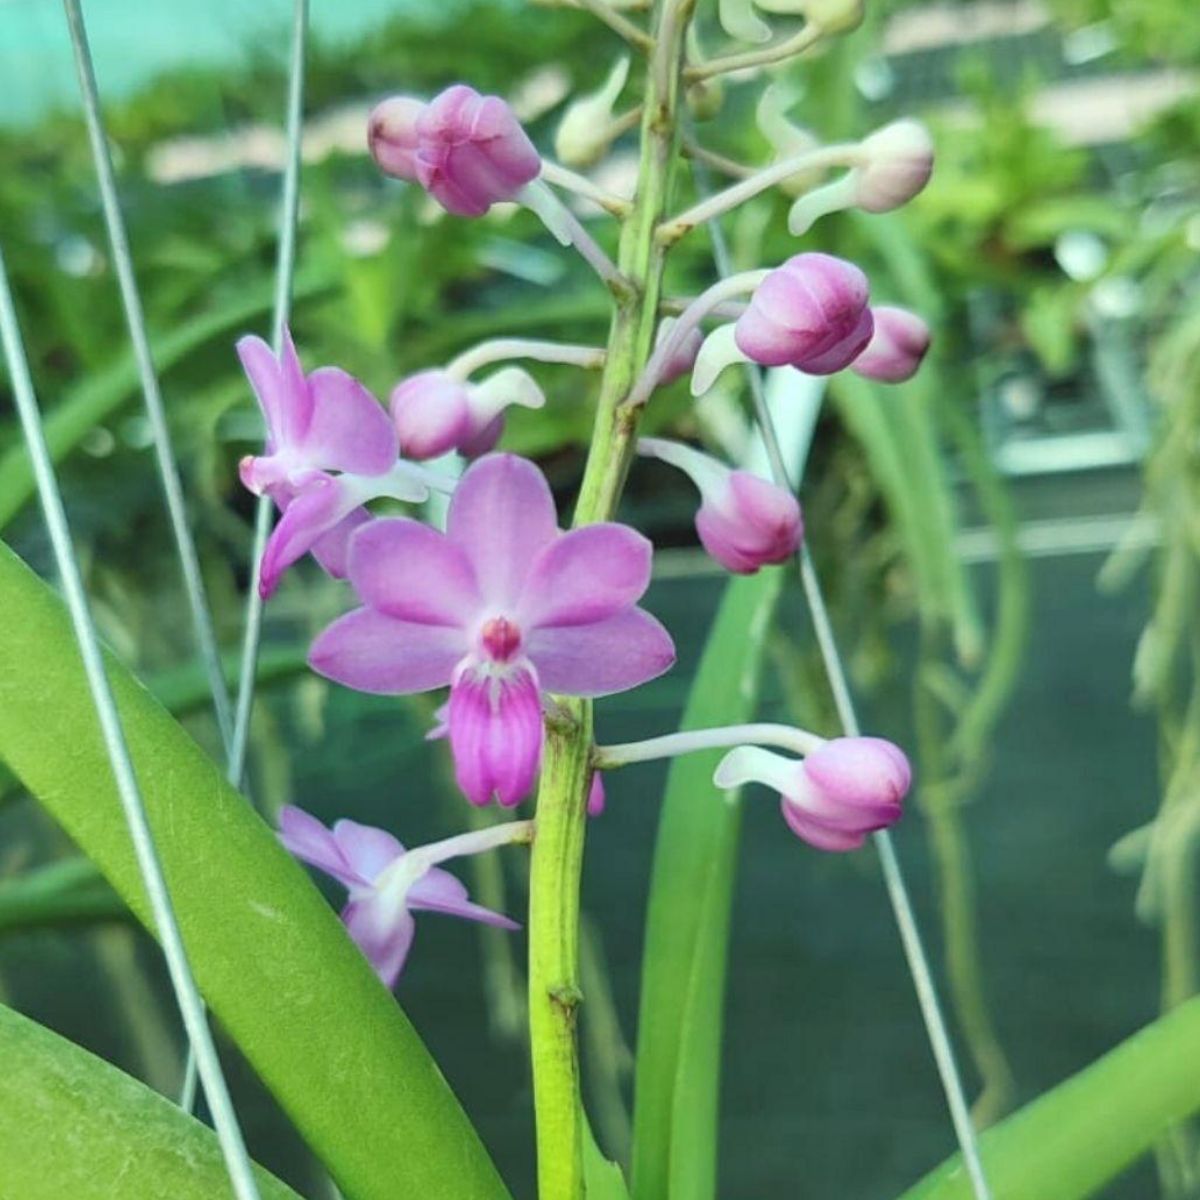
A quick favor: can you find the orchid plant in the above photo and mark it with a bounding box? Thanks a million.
[7,2,1200,1200]
[232,0,941,1191]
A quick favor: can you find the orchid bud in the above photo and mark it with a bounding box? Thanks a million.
[554,58,630,169]
[390,371,473,460]
[654,318,705,387]
[587,773,606,817]
[734,253,873,374]
[368,95,424,181]
[854,119,934,213]
[851,306,931,383]
[639,438,802,574]
[390,366,545,460]
[387,84,541,218]
[713,736,909,852]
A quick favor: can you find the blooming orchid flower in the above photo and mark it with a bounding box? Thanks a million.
[278,805,523,987]
[237,329,437,597]
[714,736,910,851]
[639,437,802,574]
[310,453,675,807]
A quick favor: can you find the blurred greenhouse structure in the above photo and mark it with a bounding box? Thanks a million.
[1,0,1199,1197]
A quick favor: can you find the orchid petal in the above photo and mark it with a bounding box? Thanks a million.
[519,523,652,628]
[447,454,558,607]
[332,819,404,883]
[259,473,361,598]
[278,805,364,888]
[407,867,520,929]
[448,668,543,807]
[525,607,675,697]
[342,896,415,988]
[347,518,481,628]
[309,608,466,694]
[302,367,398,475]
[308,506,372,580]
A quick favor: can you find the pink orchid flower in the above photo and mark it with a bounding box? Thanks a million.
[237,328,429,597]
[310,453,676,807]
[278,805,520,987]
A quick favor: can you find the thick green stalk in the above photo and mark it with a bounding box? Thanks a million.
[527,4,693,1197]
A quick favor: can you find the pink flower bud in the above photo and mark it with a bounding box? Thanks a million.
[855,119,934,214]
[368,95,425,181]
[714,737,909,852]
[587,773,606,817]
[639,438,802,574]
[851,306,931,383]
[391,365,545,461]
[696,471,802,574]
[412,84,541,217]
[734,253,874,375]
[390,370,474,460]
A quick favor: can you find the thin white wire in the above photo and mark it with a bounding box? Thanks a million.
[179,0,310,1115]
[0,246,263,1200]
[62,0,234,753]
[701,191,993,1198]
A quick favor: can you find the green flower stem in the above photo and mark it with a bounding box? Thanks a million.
[527,3,694,1197]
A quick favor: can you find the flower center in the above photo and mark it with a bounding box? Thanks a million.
[480,615,521,663]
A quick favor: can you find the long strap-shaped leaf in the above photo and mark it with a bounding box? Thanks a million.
[0,1003,301,1200]
[898,993,1200,1200]
[0,540,511,1200]
[631,568,783,1200]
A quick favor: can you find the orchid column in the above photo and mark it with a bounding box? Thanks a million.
[529,5,696,1196]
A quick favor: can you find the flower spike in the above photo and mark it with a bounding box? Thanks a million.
[278,805,525,986]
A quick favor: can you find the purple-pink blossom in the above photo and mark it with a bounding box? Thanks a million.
[714,737,909,851]
[734,253,873,375]
[310,453,675,807]
[278,805,519,986]
[370,84,542,218]
[850,305,931,383]
[237,328,422,596]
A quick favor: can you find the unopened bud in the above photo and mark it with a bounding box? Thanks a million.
[855,119,934,213]
[554,58,630,169]
[851,306,931,383]
[735,253,873,374]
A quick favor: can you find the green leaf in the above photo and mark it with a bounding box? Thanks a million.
[631,568,784,1200]
[0,278,326,531]
[0,541,510,1200]
[898,995,1200,1200]
[0,1002,302,1200]
[584,1111,632,1200]
[0,857,125,932]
